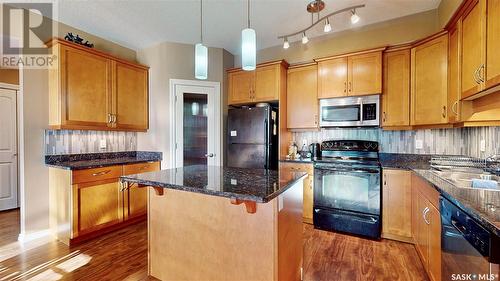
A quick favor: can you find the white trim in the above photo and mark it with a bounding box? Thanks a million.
[17,228,52,243]
[169,79,222,168]
[0,82,19,90]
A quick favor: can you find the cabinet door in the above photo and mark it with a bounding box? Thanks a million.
[486,0,500,89]
[382,50,410,127]
[123,162,160,220]
[74,179,123,236]
[448,23,461,123]
[317,58,347,98]
[461,0,485,99]
[428,204,442,281]
[228,71,254,105]
[114,62,149,131]
[254,65,280,102]
[348,52,382,96]
[287,65,318,129]
[382,170,412,240]
[280,162,314,223]
[416,192,430,267]
[411,34,449,125]
[60,45,112,128]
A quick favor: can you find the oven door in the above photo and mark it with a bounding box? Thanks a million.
[314,164,380,215]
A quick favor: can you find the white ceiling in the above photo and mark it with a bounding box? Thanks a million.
[54,0,441,55]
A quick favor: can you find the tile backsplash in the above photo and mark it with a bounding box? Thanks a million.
[293,126,500,158]
[45,130,137,155]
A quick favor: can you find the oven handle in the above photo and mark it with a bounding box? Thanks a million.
[317,167,380,174]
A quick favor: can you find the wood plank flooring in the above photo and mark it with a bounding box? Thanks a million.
[0,209,20,247]
[0,215,428,281]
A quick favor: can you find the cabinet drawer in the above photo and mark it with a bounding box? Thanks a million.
[123,162,160,175]
[280,162,314,174]
[72,165,122,184]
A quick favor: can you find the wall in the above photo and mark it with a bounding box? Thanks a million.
[438,0,464,28]
[0,68,19,85]
[45,130,137,155]
[293,127,500,159]
[234,10,440,66]
[136,42,234,168]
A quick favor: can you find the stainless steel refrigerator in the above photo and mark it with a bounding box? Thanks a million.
[227,105,279,170]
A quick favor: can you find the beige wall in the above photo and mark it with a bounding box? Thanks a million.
[0,68,19,85]
[0,6,140,236]
[235,10,440,66]
[136,42,234,168]
[438,0,464,28]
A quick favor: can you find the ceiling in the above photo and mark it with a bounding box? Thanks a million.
[54,0,441,55]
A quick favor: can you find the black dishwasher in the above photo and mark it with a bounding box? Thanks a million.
[440,196,500,281]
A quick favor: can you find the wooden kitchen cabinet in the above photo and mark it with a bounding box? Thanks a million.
[411,32,449,126]
[448,22,462,123]
[48,38,149,132]
[412,173,441,281]
[382,169,412,242]
[286,64,318,129]
[486,0,500,90]
[316,49,383,99]
[279,162,314,224]
[227,60,287,105]
[382,48,411,127]
[461,0,485,99]
[49,161,160,245]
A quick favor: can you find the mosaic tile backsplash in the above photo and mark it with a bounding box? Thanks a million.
[45,130,137,155]
[293,126,500,158]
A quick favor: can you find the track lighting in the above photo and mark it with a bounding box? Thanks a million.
[323,18,331,33]
[302,32,309,44]
[283,38,290,49]
[351,9,360,24]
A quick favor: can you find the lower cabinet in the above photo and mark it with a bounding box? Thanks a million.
[49,161,160,245]
[280,162,314,223]
[412,173,441,281]
[382,169,412,242]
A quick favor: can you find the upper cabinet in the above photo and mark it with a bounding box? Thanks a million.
[287,64,318,129]
[382,47,411,127]
[48,39,149,132]
[228,60,288,105]
[411,33,449,126]
[485,0,500,90]
[316,49,383,99]
[448,22,462,123]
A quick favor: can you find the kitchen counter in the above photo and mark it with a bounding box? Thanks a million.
[45,151,162,170]
[120,165,307,203]
[379,153,432,170]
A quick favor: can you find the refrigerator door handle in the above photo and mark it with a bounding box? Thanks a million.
[264,118,269,170]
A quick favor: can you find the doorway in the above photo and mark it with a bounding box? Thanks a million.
[0,83,19,247]
[170,79,222,168]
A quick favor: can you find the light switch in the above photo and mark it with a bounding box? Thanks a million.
[99,139,107,150]
[480,140,486,152]
[415,140,423,150]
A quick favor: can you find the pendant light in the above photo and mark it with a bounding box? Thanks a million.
[241,0,256,71]
[195,0,208,79]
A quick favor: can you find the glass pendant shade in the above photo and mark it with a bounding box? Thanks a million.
[195,43,208,80]
[241,28,256,71]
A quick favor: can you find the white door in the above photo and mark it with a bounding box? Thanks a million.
[0,88,18,211]
[173,82,221,168]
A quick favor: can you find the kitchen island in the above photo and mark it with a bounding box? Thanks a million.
[121,165,307,281]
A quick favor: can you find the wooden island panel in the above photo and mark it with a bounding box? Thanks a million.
[148,179,304,281]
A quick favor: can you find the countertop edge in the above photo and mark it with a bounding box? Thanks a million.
[46,158,162,170]
[120,172,308,204]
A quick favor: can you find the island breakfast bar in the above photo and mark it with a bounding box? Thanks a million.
[120,165,307,281]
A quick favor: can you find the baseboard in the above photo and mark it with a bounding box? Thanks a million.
[18,229,53,243]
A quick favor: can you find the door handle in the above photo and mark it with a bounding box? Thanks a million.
[479,64,485,82]
[473,67,481,84]
[348,81,352,92]
[344,82,347,93]
[422,207,430,225]
[442,106,447,119]
[205,153,215,158]
[451,101,459,116]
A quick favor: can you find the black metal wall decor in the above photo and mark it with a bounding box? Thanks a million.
[64,33,94,48]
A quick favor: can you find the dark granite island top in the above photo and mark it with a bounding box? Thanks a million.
[120,165,307,203]
[45,151,162,170]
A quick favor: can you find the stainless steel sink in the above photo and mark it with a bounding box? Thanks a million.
[431,170,500,190]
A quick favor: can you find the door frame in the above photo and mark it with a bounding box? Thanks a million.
[169,79,222,168]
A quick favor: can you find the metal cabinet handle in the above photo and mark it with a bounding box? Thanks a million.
[382,112,387,123]
[107,113,112,124]
[344,82,347,93]
[479,64,485,82]
[474,67,480,84]
[451,101,459,116]
[423,207,430,225]
[112,114,117,124]
[348,81,352,92]
[92,170,111,177]
[314,114,318,125]
[442,106,447,119]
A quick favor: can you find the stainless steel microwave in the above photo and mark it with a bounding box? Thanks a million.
[319,95,380,127]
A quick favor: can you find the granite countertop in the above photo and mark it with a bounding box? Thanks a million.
[379,153,432,170]
[120,165,308,203]
[413,169,500,236]
[45,151,162,170]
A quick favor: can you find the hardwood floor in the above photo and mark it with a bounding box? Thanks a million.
[0,208,20,247]
[0,222,428,281]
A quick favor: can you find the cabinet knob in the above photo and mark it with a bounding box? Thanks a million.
[442,106,447,119]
